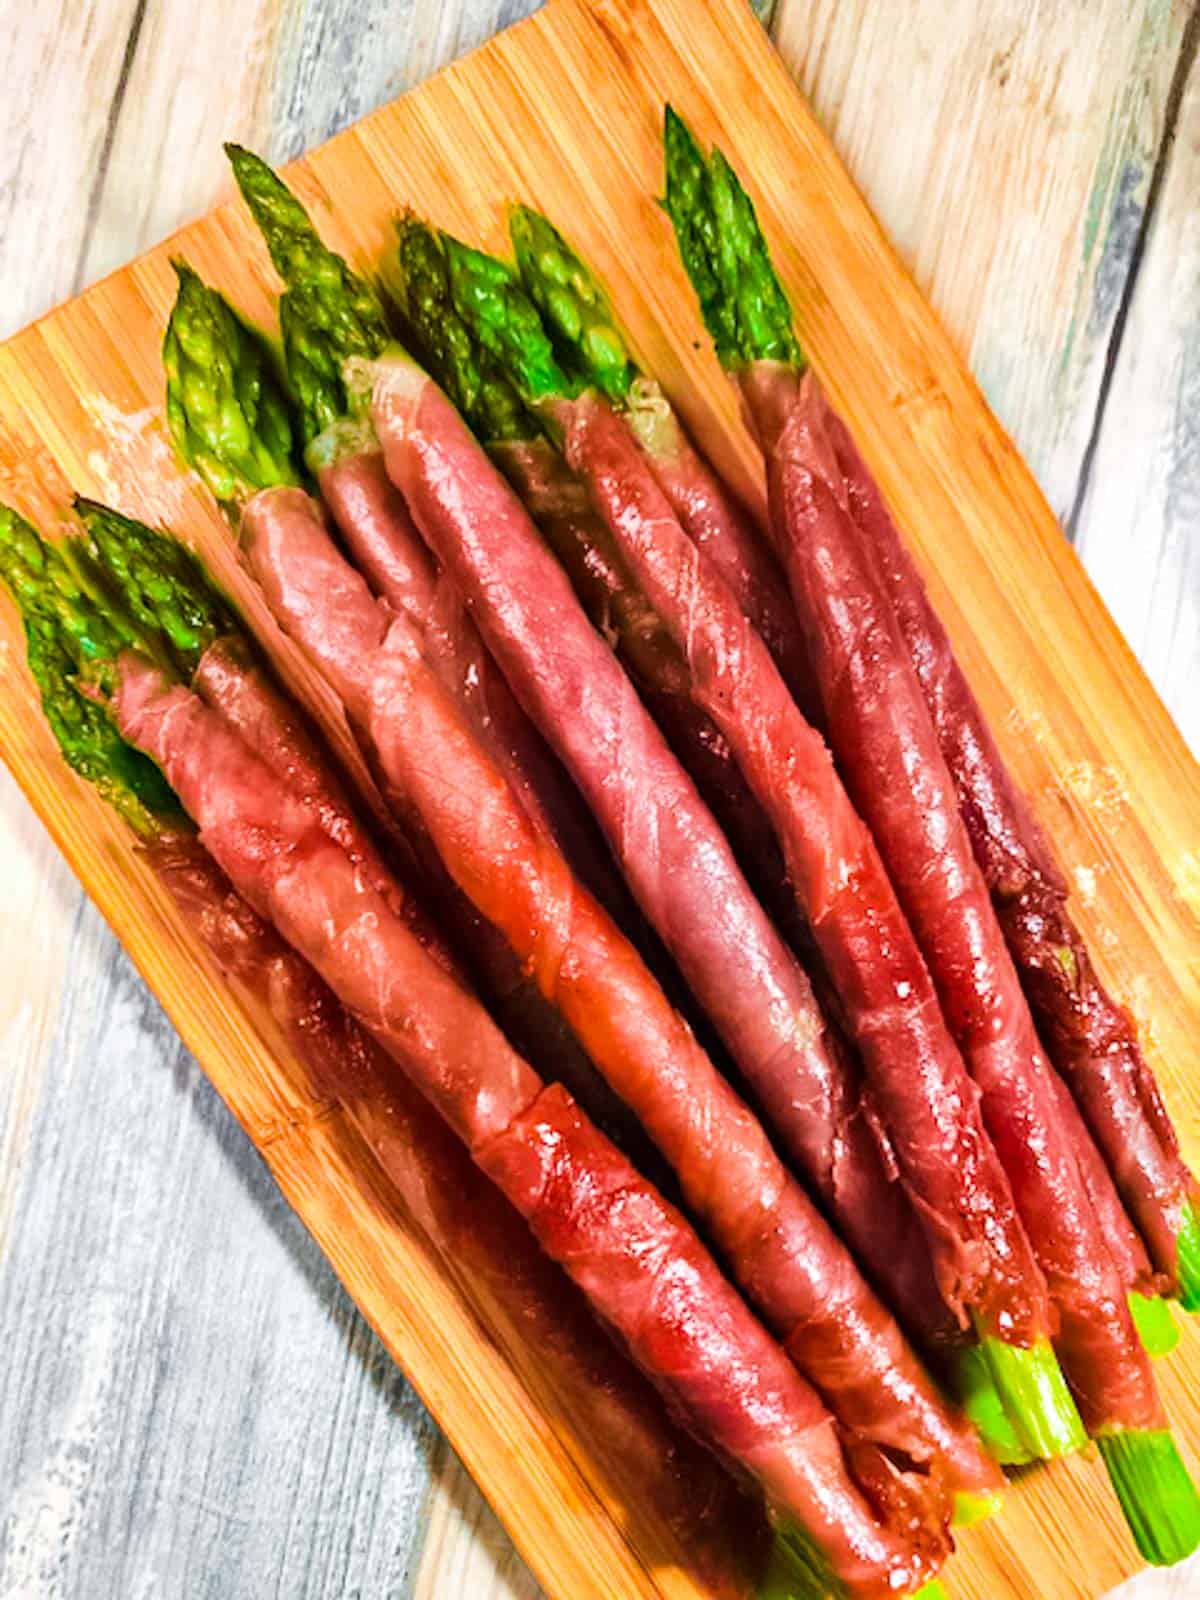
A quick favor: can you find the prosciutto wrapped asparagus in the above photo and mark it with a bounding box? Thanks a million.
[0,536,762,1595]
[815,388,1200,1307]
[661,109,1200,1564]
[506,204,816,720]
[233,477,997,1518]
[436,234,1090,1456]
[0,505,946,1599]
[147,241,997,1518]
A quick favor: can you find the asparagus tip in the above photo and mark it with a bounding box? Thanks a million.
[1098,1428,1200,1566]
[1175,1200,1200,1311]
[977,1334,1086,1461]
[1129,1292,1180,1358]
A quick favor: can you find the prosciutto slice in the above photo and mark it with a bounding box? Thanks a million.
[365,352,956,1353]
[492,435,795,940]
[318,444,633,934]
[817,390,1194,1291]
[741,362,1163,1432]
[624,377,818,721]
[113,655,940,1597]
[240,483,997,1507]
[193,613,648,1166]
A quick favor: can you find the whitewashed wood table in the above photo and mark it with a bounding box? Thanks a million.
[0,2,1197,1596]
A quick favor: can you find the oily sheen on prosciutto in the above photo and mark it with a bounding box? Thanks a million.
[622,377,816,719]
[818,389,1195,1292]
[491,434,797,942]
[317,441,635,931]
[111,654,938,1597]
[741,361,1163,1434]
[192,617,648,1166]
[240,482,996,1509]
[364,352,955,1354]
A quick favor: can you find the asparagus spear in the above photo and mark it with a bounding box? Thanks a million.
[77,498,235,674]
[507,204,818,718]
[0,507,178,831]
[661,106,1200,1566]
[224,144,391,451]
[163,260,302,507]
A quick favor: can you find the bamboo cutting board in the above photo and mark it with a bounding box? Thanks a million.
[0,0,1198,1593]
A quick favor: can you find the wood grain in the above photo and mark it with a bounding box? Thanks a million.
[1074,32,1200,757]
[0,0,1198,1596]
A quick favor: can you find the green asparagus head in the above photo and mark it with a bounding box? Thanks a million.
[225,145,391,447]
[76,499,237,678]
[0,505,181,833]
[396,218,535,443]
[163,260,302,509]
[508,205,637,403]
[662,106,802,370]
[442,233,576,408]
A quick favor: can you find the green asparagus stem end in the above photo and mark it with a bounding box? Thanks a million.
[1175,1199,1200,1312]
[756,1519,840,1600]
[1129,1292,1180,1358]
[1097,1428,1200,1566]
[951,1342,1031,1467]
[975,1331,1086,1462]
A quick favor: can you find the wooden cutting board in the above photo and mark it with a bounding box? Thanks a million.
[0,0,1197,1593]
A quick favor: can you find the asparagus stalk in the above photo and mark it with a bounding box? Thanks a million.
[661,106,1200,1564]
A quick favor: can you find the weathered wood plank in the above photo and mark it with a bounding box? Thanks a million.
[772,0,1189,521]
[0,1,144,338]
[1073,41,1200,758]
